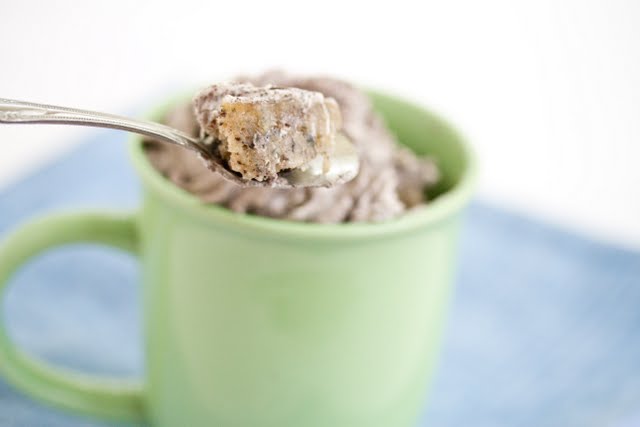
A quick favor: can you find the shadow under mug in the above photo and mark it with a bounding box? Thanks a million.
[0,91,475,427]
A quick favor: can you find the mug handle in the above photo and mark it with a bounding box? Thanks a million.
[0,212,144,422]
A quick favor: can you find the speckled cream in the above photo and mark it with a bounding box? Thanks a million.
[144,71,439,223]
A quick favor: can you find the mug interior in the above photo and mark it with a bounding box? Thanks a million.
[128,90,476,240]
[367,92,470,200]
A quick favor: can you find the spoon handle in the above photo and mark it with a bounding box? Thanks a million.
[0,98,200,151]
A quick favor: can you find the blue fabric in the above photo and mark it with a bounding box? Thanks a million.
[0,131,638,427]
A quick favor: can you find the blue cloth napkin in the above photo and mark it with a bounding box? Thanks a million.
[0,131,639,427]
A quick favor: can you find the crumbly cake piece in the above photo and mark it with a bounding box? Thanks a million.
[193,83,342,182]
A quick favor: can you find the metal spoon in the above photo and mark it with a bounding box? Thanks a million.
[0,98,359,188]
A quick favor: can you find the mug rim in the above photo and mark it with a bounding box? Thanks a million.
[128,90,476,242]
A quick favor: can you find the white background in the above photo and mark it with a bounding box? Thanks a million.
[1,0,639,248]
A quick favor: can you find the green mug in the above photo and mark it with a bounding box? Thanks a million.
[0,91,475,426]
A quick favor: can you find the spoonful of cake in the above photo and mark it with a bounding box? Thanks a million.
[0,84,359,188]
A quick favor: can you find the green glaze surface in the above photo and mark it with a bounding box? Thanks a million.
[0,91,475,426]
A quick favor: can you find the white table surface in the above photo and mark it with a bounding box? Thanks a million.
[1,0,639,249]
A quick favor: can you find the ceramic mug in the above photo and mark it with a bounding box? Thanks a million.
[0,91,475,426]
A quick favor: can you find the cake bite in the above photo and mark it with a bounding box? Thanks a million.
[193,83,343,183]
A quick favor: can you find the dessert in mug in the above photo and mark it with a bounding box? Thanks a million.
[144,71,439,223]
